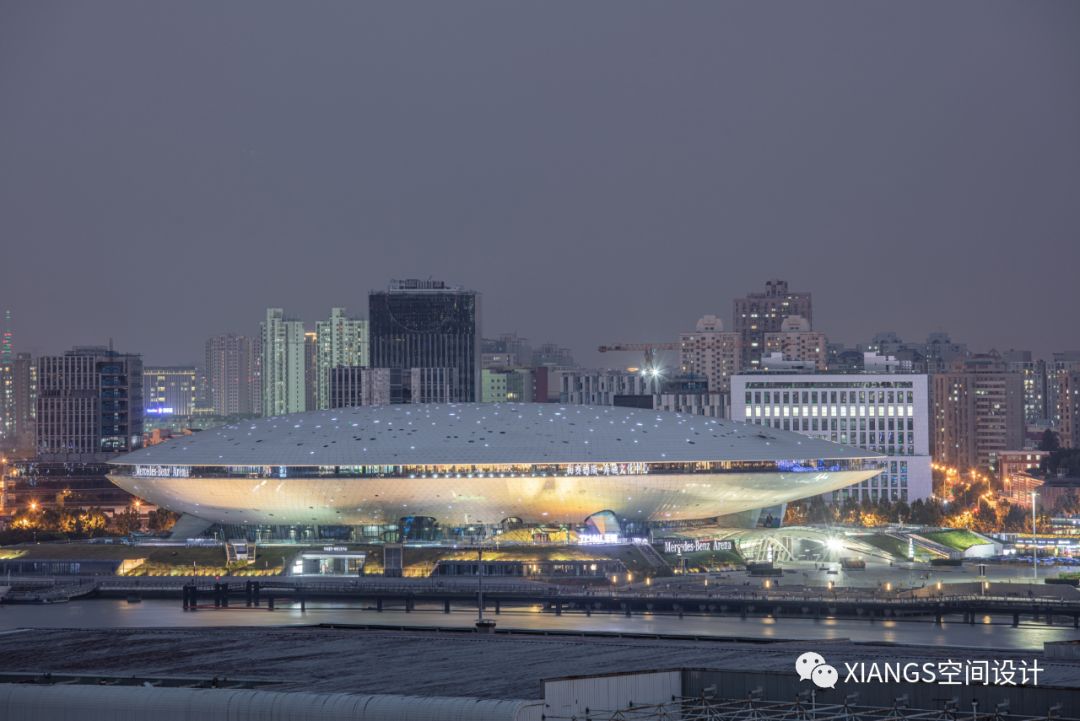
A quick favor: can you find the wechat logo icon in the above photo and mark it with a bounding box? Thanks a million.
[796,651,838,689]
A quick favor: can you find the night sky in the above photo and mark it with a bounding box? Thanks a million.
[1,2,1078,366]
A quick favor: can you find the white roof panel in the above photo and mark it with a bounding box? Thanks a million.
[112,403,881,467]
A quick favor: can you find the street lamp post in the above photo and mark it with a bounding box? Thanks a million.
[1031,492,1038,580]
[475,547,496,632]
[477,548,484,623]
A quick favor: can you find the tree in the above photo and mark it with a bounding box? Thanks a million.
[806,495,833,524]
[783,502,808,526]
[79,508,108,533]
[57,510,79,534]
[10,511,41,530]
[973,498,998,533]
[909,498,945,527]
[1003,505,1029,532]
[839,497,859,525]
[1052,489,1080,516]
[951,473,991,510]
[40,508,62,530]
[892,500,911,525]
[855,497,885,527]
[108,508,141,535]
[148,508,179,533]
[1039,429,1060,453]
[1042,449,1080,477]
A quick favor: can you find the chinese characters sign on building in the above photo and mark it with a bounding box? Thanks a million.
[565,462,648,477]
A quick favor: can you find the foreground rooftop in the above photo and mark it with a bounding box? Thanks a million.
[1,626,1078,698]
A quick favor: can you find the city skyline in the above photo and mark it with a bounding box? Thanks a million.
[2,2,1078,366]
[2,280,1078,370]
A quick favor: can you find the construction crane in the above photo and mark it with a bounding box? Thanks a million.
[597,342,678,392]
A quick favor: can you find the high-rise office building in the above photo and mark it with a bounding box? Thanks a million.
[653,373,728,418]
[13,352,37,452]
[36,346,143,461]
[1054,370,1080,449]
[0,310,14,443]
[931,355,1025,472]
[0,363,12,443]
[763,316,827,370]
[304,331,318,412]
[142,366,197,418]
[194,365,211,412]
[408,367,454,403]
[561,370,653,407]
[1,352,37,453]
[924,332,968,373]
[481,368,535,403]
[560,369,726,417]
[865,332,928,372]
[1001,349,1048,426]
[1047,351,1080,430]
[315,308,369,410]
[0,310,11,364]
[261,308,307,416]
[868,332,904,356]
[205,334,260,416]
[731,374,931,503]
[482,333,533,369]
[369,279,479,402]
[329,366,453,407]
[678,315,741,393]
[329,367,392,407]
[532,342,575,369]
[733,280,812,369]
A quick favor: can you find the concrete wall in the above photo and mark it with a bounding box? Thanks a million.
[681,668,1078,717]
[963,542,1001,558]
[543,670,680,719]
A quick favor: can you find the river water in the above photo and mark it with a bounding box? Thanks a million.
[1,598,1076,651]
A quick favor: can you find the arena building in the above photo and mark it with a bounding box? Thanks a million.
[107,404,884,540]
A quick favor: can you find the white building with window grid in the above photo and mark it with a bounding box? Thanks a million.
[679,315,742,393]
[261,308,307,416]
[730,373,931,503]
[315,308,369,410]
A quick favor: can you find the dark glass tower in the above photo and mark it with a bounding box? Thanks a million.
[369,280,480,402]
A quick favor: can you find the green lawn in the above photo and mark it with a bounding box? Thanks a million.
[922,529,989,551]
[860,534,935,561]
[861,534,909,559]
[396,544,663,576]
[1,542,319,576]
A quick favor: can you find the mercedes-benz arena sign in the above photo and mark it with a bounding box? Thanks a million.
[107,403,884,527]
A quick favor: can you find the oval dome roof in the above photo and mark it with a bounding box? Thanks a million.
[111,403,880,467]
